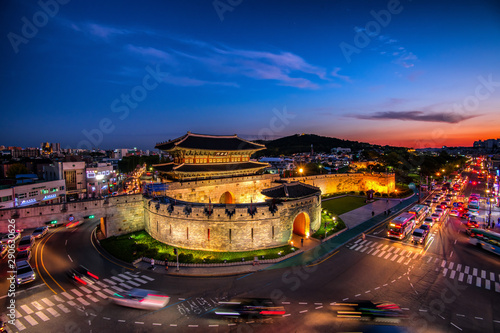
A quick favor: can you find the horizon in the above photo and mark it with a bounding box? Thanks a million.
[2,0,499,150]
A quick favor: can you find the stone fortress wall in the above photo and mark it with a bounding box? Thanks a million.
[143,194,322,252]
[0,173,395,252]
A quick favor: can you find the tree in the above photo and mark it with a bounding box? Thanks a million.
[6,163,29,179]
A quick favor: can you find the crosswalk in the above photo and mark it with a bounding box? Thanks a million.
[12,271,155,331]
[347,238,500,293]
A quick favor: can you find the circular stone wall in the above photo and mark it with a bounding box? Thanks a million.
[143,194,321,252]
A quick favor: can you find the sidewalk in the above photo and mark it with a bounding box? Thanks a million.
[133,195,417,277]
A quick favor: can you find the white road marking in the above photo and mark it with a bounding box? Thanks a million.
[450,270,456,279]
[133,277,147,284]
[188,324,199,327]
[80,286,92,294]
[103,278,116,285]
[485,280,491,290]
[458,272,464,282]
[372,249,380,256]
[448,262,454,269]
[103,288,115,295]
[118,273,132,280]
[46,307,60,317]
[118,320,125,322]
[419,309,427,312]
[135,322,144,324]
[391,254,398,261]
[111,286,125,292]
[404,258,412,265]
[481,270,486,279]
[299,310,308,313]
[14,319,26,331]
[464,266,470,274]
[103,317,110,320]
[427,256,433,263]
[397,256,405,263]
[456,314,465,317]
[413,252,419,259]
[365,290,371,293]
[315,306,323,309]
[355,294,361,297]
[467,275,473,284]
[88,295,99,303]
[299,302,307,305]
[342,298,349,301]
[490,272,495,281]
[208,324,219,327]
[374,287,380,290]
[95,291,108,299]
[31,301,43,311]
[70,289,84,297]
[314,303,322,305]
[41,298,54,307]
[141,275,155,281]
[126,280,141,287]
[472,268,478,276]
[57,304,70,313]
[76,297,90,306]
[282,301,290,304]
[20,305,33,315]
[35,311,49,322]
[475,317,483,320]
[384,252,392,260]
[111,276,124,282]
[282,314,291,317]
[476,277,482,288]
[451,322,462,331]
[153,323,162,326]
[68,254,73,262]
[23,315,38,326]
[441,260,446,267]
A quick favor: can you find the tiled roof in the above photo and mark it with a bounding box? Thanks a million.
[155,132,266,151]
[153,161,269,173]
[261,182,321,199]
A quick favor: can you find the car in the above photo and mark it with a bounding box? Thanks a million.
[32,226,48,239]
[333,301,405,322]
[0,244,7,258]
[450,210,460,217]
[431,198,440,203]
[16,260,36,285]
[434,208,444,216]
[430,213,441,223]
[461,212,474,220]
[419,224,431,233]
[440,202,449,209]
[0,231,21,244]
[15,250,31,263]
[66,265,99,286]
[411,228,429,245]
[424,199,432,205]
[466,220,479,229]
[109,288,170,310]
[17,235,35,252]
[65,220,82,229]
[214,298,286,318]
[423,217,435,227]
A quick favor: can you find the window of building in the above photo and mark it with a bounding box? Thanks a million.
[60,186,65,190]
[51,188,58,192]
[16,193,26,199]
[29,191,38,197]
[41,189,49,194]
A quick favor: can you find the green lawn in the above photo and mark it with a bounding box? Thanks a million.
[311,212,346,240]
[100,230,294,264]
[321,196,370,216]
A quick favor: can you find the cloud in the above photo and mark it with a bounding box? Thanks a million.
[162,75,239,88]
[350,111,481,124]
[330,67,352,83]
[126,45,174,63]
[70,22,130,40]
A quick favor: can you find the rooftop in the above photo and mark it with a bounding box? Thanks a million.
[155,132,266,152]
[261,182,321,199]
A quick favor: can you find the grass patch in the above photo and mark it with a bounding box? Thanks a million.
[311,212,346,240]
[100,230,294,264]
[321,196,370,216]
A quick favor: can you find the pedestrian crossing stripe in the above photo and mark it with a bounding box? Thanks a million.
[347,240,499,293]
[9,272,155,331]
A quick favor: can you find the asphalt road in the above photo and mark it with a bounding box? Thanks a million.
[3,172,499,333]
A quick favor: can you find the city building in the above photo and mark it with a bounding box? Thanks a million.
[43,162,86,200]
[0,179,66,208]
[86,163,118,198]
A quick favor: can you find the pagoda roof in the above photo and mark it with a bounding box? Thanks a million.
[261,182,321,199]
[153,161,269,173]
[155,132,266,152]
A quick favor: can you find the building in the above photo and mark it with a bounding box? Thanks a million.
[331,147,352,154]
[43,162,86,200]
[154,132,270,181]
[86,163,117,198]
[0,179,67,208]
[259,157,295,173]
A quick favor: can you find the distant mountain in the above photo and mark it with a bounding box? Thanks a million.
[254,134,394,156]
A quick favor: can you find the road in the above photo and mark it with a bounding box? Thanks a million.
[3,172,499,332]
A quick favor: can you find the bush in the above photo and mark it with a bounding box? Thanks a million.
[143,248,158,259]
[382,193,388,198]
[359,191,365,196]
[375,192,381,196]
[349,191,355,194]
[178,253,194,263]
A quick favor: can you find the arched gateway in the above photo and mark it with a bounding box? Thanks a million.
[219,191,235,204]
[293,212,310,237]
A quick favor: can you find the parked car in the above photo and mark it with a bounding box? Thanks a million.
[110,289,170,310]
[32,226,49,239]
[0,244,7,259]
[17,235,35,252]
[0,231,21,244]
[15,250,31,263]
[16,260,36,285]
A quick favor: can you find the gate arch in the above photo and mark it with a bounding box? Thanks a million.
[293,212,310,237]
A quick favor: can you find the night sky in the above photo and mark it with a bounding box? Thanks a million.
[1,0,499,150]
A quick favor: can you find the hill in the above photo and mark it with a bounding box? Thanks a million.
[254,134,391,156]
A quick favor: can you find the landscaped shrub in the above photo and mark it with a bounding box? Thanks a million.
[178,253,194,263]
[375,192,380,196]
[359,191,365,196]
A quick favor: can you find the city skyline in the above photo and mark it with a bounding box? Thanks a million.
[1,0,500,150]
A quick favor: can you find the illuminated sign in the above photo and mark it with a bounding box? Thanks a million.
[20,199,37,206]
[43,194,57,201]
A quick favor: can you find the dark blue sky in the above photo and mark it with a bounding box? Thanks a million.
[1,0,499,150]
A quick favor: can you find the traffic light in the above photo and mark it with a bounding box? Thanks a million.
[84,215,95,219]
[173,248,178,255]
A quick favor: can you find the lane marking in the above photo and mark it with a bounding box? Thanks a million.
[451,322,462,331]
[68,254,73,262]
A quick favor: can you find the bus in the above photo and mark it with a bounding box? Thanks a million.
[408,204,429,223]
[387,213,416,240]
[468,229,500,256]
